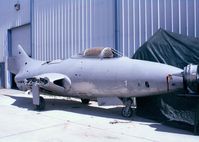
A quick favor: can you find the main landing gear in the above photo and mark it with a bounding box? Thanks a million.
[121,98,136,118]
[81,98,90,105]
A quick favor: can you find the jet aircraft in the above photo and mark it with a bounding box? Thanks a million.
[8,45,198,117]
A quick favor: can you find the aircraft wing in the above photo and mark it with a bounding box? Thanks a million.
[26,73,71,93]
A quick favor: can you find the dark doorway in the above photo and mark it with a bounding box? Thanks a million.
[11,73,17,89]
[0,63,5,88]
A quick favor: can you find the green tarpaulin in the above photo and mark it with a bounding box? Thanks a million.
[132,29,199,131]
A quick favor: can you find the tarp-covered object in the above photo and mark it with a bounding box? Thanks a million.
[133,28,199,68]
[132,29,199,130]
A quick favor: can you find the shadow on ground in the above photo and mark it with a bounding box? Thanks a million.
[5,94,127,120]
[3,94,194,135]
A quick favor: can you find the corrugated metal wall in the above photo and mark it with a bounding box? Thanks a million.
[32,0,199,59]
[118,0,199,56]
[32,0,115,60]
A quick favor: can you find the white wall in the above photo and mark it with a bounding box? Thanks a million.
[0,0,30,62]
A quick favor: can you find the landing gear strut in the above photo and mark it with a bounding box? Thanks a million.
[32,84,46,110]
[121,98,136,118]
[35,96,46,110]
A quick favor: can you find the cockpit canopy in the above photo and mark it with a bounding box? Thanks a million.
[42,47,122,66]
[77,47,122,58]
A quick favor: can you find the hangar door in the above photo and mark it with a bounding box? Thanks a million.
[9,24,31,88]
[10,24,31,56]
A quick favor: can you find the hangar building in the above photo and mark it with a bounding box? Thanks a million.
[0,0,199,88]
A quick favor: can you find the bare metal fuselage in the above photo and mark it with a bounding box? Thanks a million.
[15,56,183,98]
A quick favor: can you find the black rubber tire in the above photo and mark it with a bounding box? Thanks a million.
[35,96,46,110]
[81,99,90,105]
[121,107,133,118]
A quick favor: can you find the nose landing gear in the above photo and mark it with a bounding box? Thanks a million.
[35,96,45,110]
[32,84,46,111]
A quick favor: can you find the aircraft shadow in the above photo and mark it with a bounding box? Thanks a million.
[5,94,194,135]
[6,94,128,120]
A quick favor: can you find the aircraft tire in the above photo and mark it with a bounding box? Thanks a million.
[35,96,46,110]
[81,99,90,105]
[121,107,133,118]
